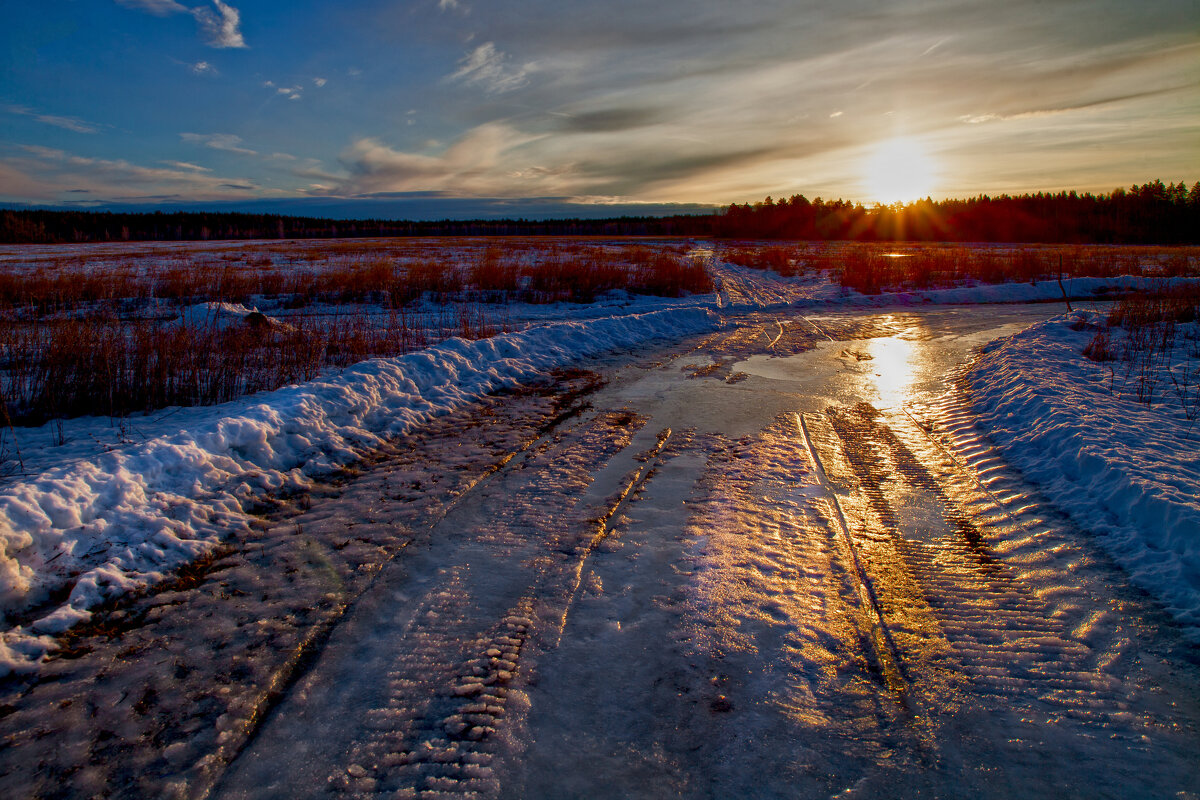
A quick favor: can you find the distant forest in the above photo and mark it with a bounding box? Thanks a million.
[2,180,1197,245]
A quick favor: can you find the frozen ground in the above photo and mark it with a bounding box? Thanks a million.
[0,244,1197,798]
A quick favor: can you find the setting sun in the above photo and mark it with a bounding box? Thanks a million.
[863,137,938,204]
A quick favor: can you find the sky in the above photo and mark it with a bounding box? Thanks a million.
[1,0,1197,217]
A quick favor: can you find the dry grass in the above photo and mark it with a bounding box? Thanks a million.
[0,238,709,424]
[1082,285,1200,418]
[0,237,710,314]
[718,241,1200,294]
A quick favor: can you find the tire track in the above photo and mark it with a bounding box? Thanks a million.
[796,413,912,706]
[821,399,1196,763]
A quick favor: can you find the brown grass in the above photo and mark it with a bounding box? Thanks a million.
[1084,285,1200,417]
[0,238,709,423]
[717,241,1200,294]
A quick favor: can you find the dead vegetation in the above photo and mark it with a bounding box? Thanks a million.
[1081,285,1200,419]
[0,238,709,424]
[717,241,1200,294]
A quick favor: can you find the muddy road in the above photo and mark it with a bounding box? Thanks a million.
[2,306,1198,799]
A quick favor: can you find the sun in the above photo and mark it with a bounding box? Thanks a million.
[863,137,938,204]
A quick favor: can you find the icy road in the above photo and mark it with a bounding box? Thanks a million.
[2,305,1199,799]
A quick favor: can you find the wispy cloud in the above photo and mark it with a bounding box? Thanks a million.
[180,132,257,155]
[6,105,100,134]
[313,77,327,88]
[449,43,535,94]
[114,0,188,15]
[162,160,212,171]
[276,86,303,101]
[333,124,550,196]
[191,60,217,76]
[958,85,1193,125]
[192,0,246,49]
[3,145,260,202]
[116,0,246,49]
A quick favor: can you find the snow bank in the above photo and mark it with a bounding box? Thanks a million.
[833,275,1200,307]
[968,312,1200,636]
[0,306,719,673]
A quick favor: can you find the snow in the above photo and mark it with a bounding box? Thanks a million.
[0,306,719,674]
[967,310,1200,635]
[2,239,1198,673]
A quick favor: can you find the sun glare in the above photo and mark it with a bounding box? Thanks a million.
[863,137,938,205]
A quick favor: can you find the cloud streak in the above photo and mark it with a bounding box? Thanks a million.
[2,145,260,202]
[114,0,188,15]
[180,132,257,155]
[449,43,535,94]
[6,106,101,134]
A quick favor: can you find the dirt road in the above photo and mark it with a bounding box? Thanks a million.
[3,306,1197,799]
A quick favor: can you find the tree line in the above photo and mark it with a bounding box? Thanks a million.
[715,180,1200,243]
[2,180,1196,244]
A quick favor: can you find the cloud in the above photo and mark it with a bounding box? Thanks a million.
[114,0,188,15]
[6,106,100,134]
[162,160,212,171]
[276,86,303,100]
[556,107,661,134]
[437,0,460,10]
[115,0,246,48]
[449,43,535,94]
[334,124,548,196]
[191,60,217,76]
[2,145,260,202]
[313,77,327,88]
[958,85,1194,125]
[191,0,246,49]
[180,132,257,155]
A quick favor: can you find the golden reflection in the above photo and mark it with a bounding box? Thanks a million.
[868,336,916,408]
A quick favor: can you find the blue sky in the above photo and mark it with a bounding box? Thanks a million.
[1,0,1197,216]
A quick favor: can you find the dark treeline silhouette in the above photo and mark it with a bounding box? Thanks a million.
[716,180,1200,244]
[0,210,714,244]
[2,180,1197,244]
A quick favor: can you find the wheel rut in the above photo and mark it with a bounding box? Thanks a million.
[808,398,1200,794]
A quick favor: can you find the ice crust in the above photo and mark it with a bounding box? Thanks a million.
[968,311,1200,634]
[0,307,718,673]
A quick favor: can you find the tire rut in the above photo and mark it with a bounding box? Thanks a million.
[817,398,1200,793]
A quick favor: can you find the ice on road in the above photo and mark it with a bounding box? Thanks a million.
[1,302,1197,799]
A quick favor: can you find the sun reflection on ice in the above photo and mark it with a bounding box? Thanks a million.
[868,336,916,409]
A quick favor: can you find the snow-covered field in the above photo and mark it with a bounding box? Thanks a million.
[1,240,1197,674]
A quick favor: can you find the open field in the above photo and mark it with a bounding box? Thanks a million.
[717,240,1200,292]
[0,238,709,424]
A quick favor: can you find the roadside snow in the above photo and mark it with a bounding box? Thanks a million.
[0,306,718,674]
[968,311,1200,636]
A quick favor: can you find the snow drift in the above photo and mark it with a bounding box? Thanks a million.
[968,312,1200,636]
[0,307,719,673]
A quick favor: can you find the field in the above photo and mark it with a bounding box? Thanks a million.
[0,237,709,425]
[2,238,1198,431]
